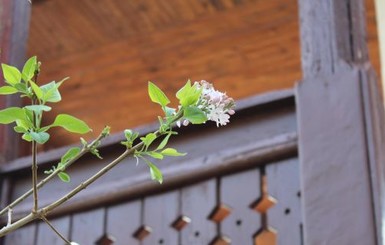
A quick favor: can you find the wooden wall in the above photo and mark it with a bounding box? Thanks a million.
[26,0,302,148]
[25,0,380,150]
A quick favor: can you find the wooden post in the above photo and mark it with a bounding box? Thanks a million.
[296,0,385,244]
[0,0,31,162]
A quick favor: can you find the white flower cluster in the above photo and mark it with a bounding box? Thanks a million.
[195,80,235,127]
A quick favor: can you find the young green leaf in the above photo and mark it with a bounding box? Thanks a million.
[41,81,63,103]
[13,126,27,133]
[0,86,18,95]
[22,133,32,142]
[156,133,171,150]
[176,80,202,107]
[140,133,157,147]
[1,64,21,85]
[0,107,26,124]
[24,105,52,113]
[146,151,164,160]
[183,106,207,124]
[163,106,176,117]
[148,82,170,106]
[161,148,186,156]
[14,83,28,94]
[52,114,91,134]
[29,81,43,99]
[22,56,37,82]
[61,147,81,164]
[30,131,50,144]
[147,161,163,184]
[58,172,71,182]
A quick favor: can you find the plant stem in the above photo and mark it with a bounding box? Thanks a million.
[0,115,181,237]
[32,140,38,213]
[0,129,108,217]
[40,215,71,244]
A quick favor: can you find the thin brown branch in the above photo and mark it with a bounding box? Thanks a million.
[0,129,108,217]
[40,216,71,244]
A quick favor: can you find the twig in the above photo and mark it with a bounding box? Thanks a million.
[40,215,71,245]
[0,129,108,217]
[32,140,38,213]
[7,209,12,226]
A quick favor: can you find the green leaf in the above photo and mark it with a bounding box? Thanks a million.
[61,147,81,164]
[1,64,21,85]
[140,133,157,147]
[29,81,43,99]
[156,133,171,150]
[14,83,28,94]
[0,86,18,95]
[146,161,163,184]
[13,126,27,133]
[146,151,164,160]
[30,131,50,144]
[161,148,186,156]
[0,107,26,124]
[22,56,37,82]
[22,133,32,142]
[41,81,63,103]
[52,114,91,134]
[183,106,207,124]
[58,172,71,182]
[176,80,202,107]
[148,82,170,106]
[25,105,52,113]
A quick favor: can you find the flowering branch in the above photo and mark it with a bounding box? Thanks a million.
[0,57,235,242]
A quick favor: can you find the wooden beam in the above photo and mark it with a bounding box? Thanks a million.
[297,0,384,244]
[0,0,31,162]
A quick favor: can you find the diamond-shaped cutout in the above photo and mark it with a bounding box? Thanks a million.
[133,225,152,241]
[250,195,277,213]
[208,203,232,223]
[96,234,116,245]
[209,235,231,245]
[171,215,191,231]
[254,227,277,245]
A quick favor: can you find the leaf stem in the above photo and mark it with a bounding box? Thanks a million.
[32,139,38,213]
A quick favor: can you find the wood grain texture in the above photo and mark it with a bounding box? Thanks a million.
[180,179,217,244]
[106,201,141,245]
[220,168,261,244]
[27,0,301,148]
[266,158,302,245]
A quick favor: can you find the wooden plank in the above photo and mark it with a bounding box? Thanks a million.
[360,67,385,245]
[36,216,70,245]
[70,208,105,245]
[106,200,141,245]
[180,179,216,244]
[3,223,36,245]
[142,191,179,245]
[0,0,30,161]
[296,69,376,244]
[266,158,302,245]
[220,168,261,244]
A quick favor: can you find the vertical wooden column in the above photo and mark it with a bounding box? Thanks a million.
[296,0,385,244]
[0,0,31,162]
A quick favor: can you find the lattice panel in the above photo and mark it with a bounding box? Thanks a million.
[7,159,301,245]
